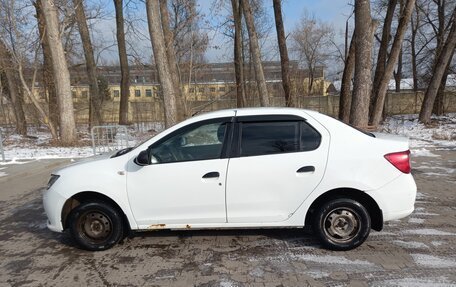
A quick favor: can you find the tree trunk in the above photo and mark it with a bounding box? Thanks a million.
[159,0,186,119]
[411,9,418,91]
[0,46,27,135]
[350,0,375,127]
[114,0,130,125]
[339,30,355,123]
[241,0,269,106]
[419,9,456,124]
[272,0,292,107]
[35,0,59,133]
[73,0,102,128]
[370,0,415,126]
[41,0,77,144]
[433,67,450,115]
[146,0,178,128]
[394,48,403,92]
[231,0,247,108]
[372,0,398,101]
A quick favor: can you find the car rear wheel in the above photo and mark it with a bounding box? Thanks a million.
[313,198,371,250]
[68,202,124,251]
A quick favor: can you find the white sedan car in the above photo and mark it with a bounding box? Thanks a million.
[43,108,416,251]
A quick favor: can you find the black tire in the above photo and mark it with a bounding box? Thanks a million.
[68,202,124,251]
[312,198,371,251]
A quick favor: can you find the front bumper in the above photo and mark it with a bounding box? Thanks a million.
[42,187,67,232]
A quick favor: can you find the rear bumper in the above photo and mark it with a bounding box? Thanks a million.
[366,174,417,222]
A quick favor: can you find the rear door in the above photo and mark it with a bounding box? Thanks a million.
[226,115,330,223]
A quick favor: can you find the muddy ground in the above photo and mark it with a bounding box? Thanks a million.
[0,150,455,287]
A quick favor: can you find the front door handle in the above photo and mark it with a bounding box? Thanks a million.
[297,166,315,173]
[202,172,220,178]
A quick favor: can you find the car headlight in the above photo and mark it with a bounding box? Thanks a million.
[47,174,60,190]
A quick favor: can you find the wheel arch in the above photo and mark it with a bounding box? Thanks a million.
[305,188,383,231]
[61,191,131,233]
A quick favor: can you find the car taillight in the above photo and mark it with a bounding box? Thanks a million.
[384,150,411,174]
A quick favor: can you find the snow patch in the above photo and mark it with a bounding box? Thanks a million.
[408,218,425,224]
[393,240,428,249]
[411,254,456,268]
[293,254,375,266]
[372,276,455,287]
[402,229,456,236]
[412,148,440,157]
[0,167,7,178]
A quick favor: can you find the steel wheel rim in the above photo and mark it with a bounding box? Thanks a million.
[323,207,361,243]
[78,210,113,243]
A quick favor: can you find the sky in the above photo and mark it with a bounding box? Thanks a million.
[91,0,353,66]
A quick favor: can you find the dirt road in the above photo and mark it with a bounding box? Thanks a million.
[0,151,455,286]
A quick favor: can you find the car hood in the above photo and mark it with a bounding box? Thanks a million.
[52,150,118,174]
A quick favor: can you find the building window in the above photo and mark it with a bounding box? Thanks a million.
[189,87,195,93]
[135,89,141,97]
[82,91,88,98]
[199,87,205,93]
[113,90,120,97]
[146,89,152,97]
[210,87,216,92]
[218,87,225,92]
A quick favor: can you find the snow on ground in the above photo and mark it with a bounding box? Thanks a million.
[0,167,7,177]
[0,114,454,163]
[380,113,456,151]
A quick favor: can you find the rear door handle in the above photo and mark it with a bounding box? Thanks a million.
[202,172,220,178]
[297,166,315,173]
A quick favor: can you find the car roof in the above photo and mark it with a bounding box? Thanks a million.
[192,107,318,121]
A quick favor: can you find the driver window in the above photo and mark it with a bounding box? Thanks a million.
[149,121,227,164]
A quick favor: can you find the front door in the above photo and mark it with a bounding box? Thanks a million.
[127,118,232,228]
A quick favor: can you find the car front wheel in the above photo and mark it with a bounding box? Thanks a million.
[313,198,371,251]
[68,202,124,251]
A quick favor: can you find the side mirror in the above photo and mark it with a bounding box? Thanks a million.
[134,150,149,166]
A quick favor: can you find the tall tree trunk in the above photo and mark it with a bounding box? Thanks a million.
[159,0,186,120]
[350,0,375,127]
[73,0,102,128]
[272,0,292,107]
[35,0,58,133]
[41,0,77,144]
[419,9,456,123]
[394,48,403,92]
[146,0,178,128]
[372,0,398,100]
[370,0,415,126]
[241,0,270,106]
[114,0,130,125]
[411,9,419,91]
[0,46,27,135]
[231,0,246,108]
[339,30,355,123]
[432,0,450,116]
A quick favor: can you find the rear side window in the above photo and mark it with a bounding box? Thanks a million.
[239,121,320,157]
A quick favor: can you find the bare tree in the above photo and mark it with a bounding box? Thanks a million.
[292,12,333,96]
[372,0,398,101]
[146,0,178,127]
[73,0,102,128]
[34,0,59,133]
[241,0,270,106]
[231,0,247,107]
[339,30,355,123]
[0,42,26,135]
[113,0,130,125]
[419,7,456,123]
[160,0,186,119]
[370,0,416,126]
[41,0,77,144]
[350,0,376,127]
[273,0,292,106]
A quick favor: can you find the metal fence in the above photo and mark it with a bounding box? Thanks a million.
[0,129,4,161]
[91,125,129,155]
